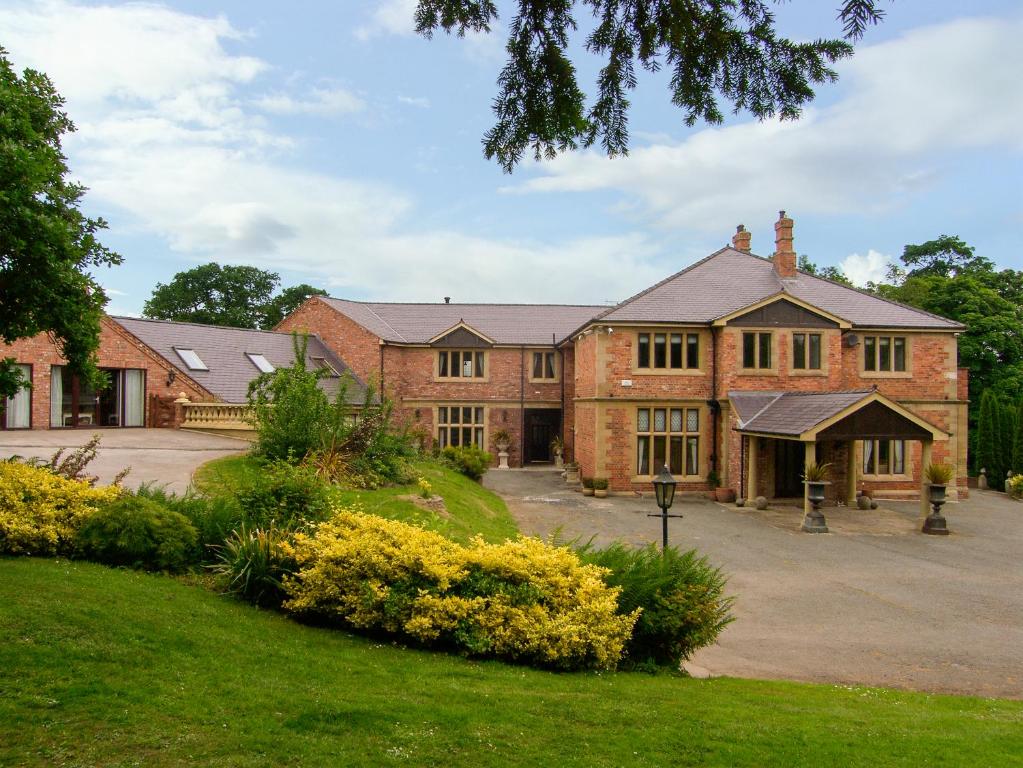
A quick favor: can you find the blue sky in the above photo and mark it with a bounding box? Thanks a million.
[2,1,1021,316]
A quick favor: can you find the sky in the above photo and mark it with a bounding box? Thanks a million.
[1,0,1021,317]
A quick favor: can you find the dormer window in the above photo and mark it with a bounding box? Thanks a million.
[246,354,274,373]
[311,356,339,375]
[174,348,208,371]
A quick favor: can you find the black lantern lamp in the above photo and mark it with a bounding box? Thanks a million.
[648,465,682,551]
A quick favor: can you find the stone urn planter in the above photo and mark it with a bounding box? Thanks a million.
[564,464,580,484]
[551,437,565,469]
[714,487,736,503]
[802,480,830,533]
[582,478,595,496]
[492,430,512,470]
[593,479,608,498]
[922,463,953,535]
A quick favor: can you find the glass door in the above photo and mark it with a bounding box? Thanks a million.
[2,364,31,429]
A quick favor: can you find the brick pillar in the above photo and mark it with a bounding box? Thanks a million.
[773,210,796,278]
[732,224,751,252]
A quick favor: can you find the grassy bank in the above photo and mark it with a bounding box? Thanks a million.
[2,558,1020,767]
[193,453,518,544]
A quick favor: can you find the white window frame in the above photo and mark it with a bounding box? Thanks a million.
[174,348,209,371]
[246,353,275,373]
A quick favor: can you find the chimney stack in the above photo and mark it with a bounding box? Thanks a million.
[773,210,796,278]
[444,296,451,304]
[732,224,751,252]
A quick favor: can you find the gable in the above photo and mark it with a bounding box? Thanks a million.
[728,298,839,329]
[816,400,934,441]
[430,326,493,348]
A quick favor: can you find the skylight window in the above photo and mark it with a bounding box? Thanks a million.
[311,356,339,375]
[246,354,275,373]
[174,348,208,371]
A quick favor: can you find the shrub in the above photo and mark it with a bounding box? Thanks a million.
[235,460,333,531]
[441,446,492,481]
[134,483,242,558]
[0,461,121,556]
[576,541,734,671]
[283,507,637,670]
[924,463,955,485]
[1006,473,1023,499]
[582,477,594,489]
[75,495,198,571]
[211,524,297,607]
[592,478,609,491]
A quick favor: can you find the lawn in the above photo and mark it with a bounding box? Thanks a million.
[2,558,1020,767]
[193,453,519,544]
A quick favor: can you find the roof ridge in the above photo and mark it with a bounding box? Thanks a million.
[776,388,874,397]
[326,297,606,309]
[111,315,296,336]
[739,392,784,429]
[325,298,408,342]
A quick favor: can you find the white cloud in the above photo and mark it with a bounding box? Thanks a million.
[355,0,416,40]
[840,250,894,287]
[509,16,1023,234]
[253,87,365,116]
[0,0,662,305]
[398,95,431,109]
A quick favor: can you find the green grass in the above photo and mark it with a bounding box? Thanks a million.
[1,558,1020,768]
[193,454,519,544]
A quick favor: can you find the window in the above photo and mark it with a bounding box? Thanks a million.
[792,333,822,370]
[864,336,907,372]
[636,406,700,477]
[437,406,485,449]
[532,351,556,380]
[174,348,208,371]
[741,332,772,369]
[438,350,486,379]
[246,354,274,373]
[863,439,906,475]
[2,364,31,429]
[311,356,340,375]
[637,332,700,370]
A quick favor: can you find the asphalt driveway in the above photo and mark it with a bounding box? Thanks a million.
[484,469,1023,699]
[0,429,247,494]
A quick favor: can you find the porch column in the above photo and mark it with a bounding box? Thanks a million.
[747,436,758,500]
[920,438,933,519]
[804,441,815,516]
[847,439,858,506]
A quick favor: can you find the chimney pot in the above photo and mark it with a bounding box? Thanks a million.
[444,296,450,304]
[773,211,796,278]
[731,223,751,253]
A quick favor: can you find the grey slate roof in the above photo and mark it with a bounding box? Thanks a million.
[729,389,874,436]
[112,317,368,405]
[320,298,607,346]
[595,248,964,330]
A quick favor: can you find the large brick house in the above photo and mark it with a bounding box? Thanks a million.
[279,212,968,503]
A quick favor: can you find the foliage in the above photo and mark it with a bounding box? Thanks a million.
[999,399,1016,485]
[0,461,121,556]
[1013,400,1023,476]
[550,434,563,453]
[417,476,433,499]
[802,461,831,482]
[977,391,1003,490]
[284,507,636,670]
[143,263,327,330]
[440,445,492,481]
[576,541,734,670]
[74,495,197,572]
[234,460,333,531]
[706,470,721,488]
[133,483,243,558]
[415,1,885,171]
[491,428,512,448]
[581,476,594,489]
[797,255,853,285]
[14,434,129,487]
[592,478,608,491]
[923,463,954,486]
[1007,473,1023,500]
[210,524,297,607]
[0,48,121,399]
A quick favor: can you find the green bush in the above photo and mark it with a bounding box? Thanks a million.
[211,524,297,607]
[1007,474,1023,499]
[75,496,198,572]
[235,461,333,531]
[576,541,734,671]
[134,483,242,559]
[440,446,492,481]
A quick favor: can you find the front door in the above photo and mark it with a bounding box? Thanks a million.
[775,440,804,497]
[523,409,561,464]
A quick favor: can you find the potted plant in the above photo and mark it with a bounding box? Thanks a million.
[492,429,512,470]
[581,476,595,496]
[593,478,609,498]
[708,470,736,502]
[706,470,720,500]
[922,462,954,535]
[801,461,831,534]
[550,435,564,468]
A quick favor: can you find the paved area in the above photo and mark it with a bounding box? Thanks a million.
[0,429,248,494]
[484,469,1023,699]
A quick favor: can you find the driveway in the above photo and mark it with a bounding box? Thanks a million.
[0,429,248,494]
[484,469,1023,699]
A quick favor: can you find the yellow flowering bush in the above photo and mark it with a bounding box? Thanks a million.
[283,505,638,670]
[0,461,121,556]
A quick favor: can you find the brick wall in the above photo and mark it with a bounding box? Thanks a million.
[277,297,383,386]
[0,317,209,430]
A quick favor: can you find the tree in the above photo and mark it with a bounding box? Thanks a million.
[1013,400,1023,476]
[998,397,1015,486]
[261,284,328,329]
[143,264,327,330]
[415,1,888,171]
[976,391,1000,489]
[797,255,853,286]
[0,48,121,399]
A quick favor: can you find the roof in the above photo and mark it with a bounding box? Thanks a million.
[111,317,369,405]
[594,248,964,330]
[320,298,607,346]
[730,389,873,436]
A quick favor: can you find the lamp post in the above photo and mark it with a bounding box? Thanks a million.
[648,465,682,551]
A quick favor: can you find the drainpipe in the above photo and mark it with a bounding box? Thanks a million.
[740,434,746,499]
[708,327,721,475]
[378,341,385,396]
[520,346,526,466]
[559,337,566,445]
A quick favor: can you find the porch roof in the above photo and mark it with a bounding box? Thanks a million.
[729,389,947,442]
